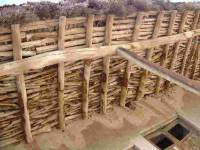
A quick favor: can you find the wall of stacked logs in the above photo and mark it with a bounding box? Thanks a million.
[0,10,200,147]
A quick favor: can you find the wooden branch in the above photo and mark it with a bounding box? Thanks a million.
[156,10,177,93]
[117,48,200,96]
[82,15,94,119]
[120,12,143,107]
[1,29,200,77]
[183,11,200,76]
[11,24,33,143]
[137,12,164,100]
[58,16,66,130]
[101,15,114,113]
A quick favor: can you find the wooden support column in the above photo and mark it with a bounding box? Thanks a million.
[101,15,114,114]
[181,11,200,75]
[83,15,94,119]
[11,24,33,143]
[156,11,177,93]
[58,16,66,130]
[170,11,188,71]
[120,13,143,107]
[137,12,163,100]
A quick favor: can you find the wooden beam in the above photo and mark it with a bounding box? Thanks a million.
[181,11,200,75]
[101,15,114,114]
[58,16,66,131]
[11,24,33,143]
[120,12,143,107]
[156,10,177,93]
[1,29,200,77]
[117,48,200,96]
[82,14,94,119]
[137,12,164,100]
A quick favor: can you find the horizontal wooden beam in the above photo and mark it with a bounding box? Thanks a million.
[1,29,200,77]
[117,48,200,96]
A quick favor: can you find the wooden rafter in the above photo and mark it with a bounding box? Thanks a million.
[11,24,33,143]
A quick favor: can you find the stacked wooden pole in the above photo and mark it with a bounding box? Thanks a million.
[11,24,33,143]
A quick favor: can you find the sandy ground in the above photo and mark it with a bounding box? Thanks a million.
[4,86,200,150]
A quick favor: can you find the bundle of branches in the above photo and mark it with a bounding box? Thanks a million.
[0,0,200,26]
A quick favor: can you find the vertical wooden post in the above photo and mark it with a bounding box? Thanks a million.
[156,10,177,93]
[183,11,200,76]
[58,16,66,131]
[137,12,163,100]
[101,15,114,113]
[170,11,188,71]
[11,24,33,143]
[83,14,94,119]
[120,12,143,107]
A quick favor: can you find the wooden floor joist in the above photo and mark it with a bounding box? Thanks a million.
[120,12,144,107]
[117,48,200,96]
[101,15,113,114]
[82,15,94,119]
[156,10,177,93]
[11,24,33,143]
[58,16,66,130]
[137,12,164,100]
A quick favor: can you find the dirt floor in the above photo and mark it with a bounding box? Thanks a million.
[3,86,200,150]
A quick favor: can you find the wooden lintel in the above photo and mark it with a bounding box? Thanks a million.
[82,14,94,119]
[58,16,66,130]
[117,48,200,96]
[11,24,33,143]
[1,29,200,77]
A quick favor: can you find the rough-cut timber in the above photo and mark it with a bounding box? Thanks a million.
[58,16,66,130]
[11,24,33,143]
[83,15,94,119]
[101,15,113,113]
